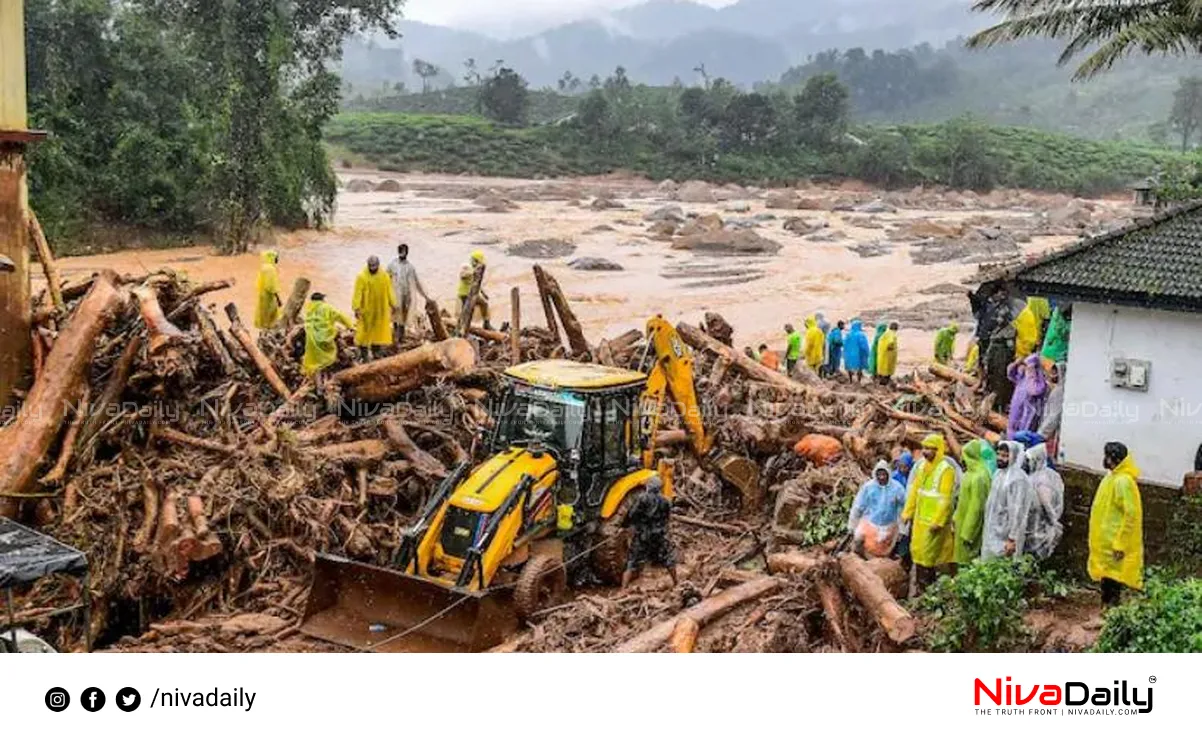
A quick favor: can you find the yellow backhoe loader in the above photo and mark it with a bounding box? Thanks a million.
[299,317,758,652]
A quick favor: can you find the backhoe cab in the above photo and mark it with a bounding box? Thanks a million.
[300,321,759,652]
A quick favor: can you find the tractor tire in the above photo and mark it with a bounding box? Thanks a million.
[592,492,636,586]
[513,554,567,622]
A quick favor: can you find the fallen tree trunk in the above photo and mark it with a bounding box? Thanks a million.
[195,304,238,377]
[38,384,90,487]
[818,580,850,652]
[27,211,65,312]
[676,322,807,395]
[838,553,916,644]
[929,362,977,387]
[166,279,235,322]
[133,285,185,350]
[76,333,141,467]
[425,299,448,342]
[224,303,291,399]
[766,550,827,576]
[309,439,391,467]
[0,273,124,518]
[334,338,476,403]
[383,418,448,479]
[669,617,700,653]
[614,577,781,653]
[534,269,562,349]
[534,265,589,358]
[186,495,222,561]
[277,277,311,328]
[133,477,160,553]
[467,326,507,343]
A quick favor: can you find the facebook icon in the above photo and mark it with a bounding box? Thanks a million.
[80,687,106,712]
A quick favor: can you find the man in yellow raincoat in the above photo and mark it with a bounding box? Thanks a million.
[457,250,491,330]
[352,255,395,360]
[902,433,957,593]
[1089,441,1143,606]
[302,292,353,382]
[1013,297,1050,359]
[254,250,282,329]
[802,316,825,371]
[876,321,899,384]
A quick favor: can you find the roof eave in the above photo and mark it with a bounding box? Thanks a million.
[1014,279,1202,314]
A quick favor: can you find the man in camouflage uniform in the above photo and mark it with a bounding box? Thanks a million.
[621,475,678,588]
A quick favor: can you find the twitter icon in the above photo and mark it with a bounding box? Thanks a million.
[116,687,141,712]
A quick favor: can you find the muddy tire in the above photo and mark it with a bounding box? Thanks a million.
[513,554,567,622]
[592,492,636,586]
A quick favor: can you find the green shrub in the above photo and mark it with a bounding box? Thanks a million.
[916,557,1068,652]
[1094,575,1202,653]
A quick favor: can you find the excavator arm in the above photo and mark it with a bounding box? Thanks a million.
[641,316,760,507]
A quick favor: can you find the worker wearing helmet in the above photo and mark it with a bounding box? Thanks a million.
[457,250,492,330]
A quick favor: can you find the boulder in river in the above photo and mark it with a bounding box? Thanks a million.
[643,205,685,223]
[569,256,625,271]
[677,181,717,203]
[345,179,374,193]
[671,228,783,255]
[375,179,403,193]
[507,238,577,259]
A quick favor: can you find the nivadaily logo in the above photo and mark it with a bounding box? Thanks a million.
[974,677,1154,715]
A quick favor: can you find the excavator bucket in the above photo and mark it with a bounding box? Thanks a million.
[710,451,762,511]
[299,554,518,653]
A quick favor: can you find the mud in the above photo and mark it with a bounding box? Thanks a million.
[50,171,1139,367]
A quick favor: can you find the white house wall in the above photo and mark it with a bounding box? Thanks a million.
[1061,302,1202,485]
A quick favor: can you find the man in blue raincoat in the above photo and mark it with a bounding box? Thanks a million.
[843,320,871,383]
[823,320,845,379]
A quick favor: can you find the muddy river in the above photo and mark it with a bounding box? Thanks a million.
[53,171,1129,366]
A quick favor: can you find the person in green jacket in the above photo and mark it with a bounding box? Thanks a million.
[953,439,992,564]
[784,323,802,374]
[933,322,959,365]
[867,322,887,376]
[1040,306,1071,364]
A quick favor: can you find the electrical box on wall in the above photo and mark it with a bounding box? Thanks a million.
[1111,358,1151,391]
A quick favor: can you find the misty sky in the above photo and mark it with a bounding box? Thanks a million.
[404,0,738,36]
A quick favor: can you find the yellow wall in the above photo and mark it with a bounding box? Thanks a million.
[0,0,27,130]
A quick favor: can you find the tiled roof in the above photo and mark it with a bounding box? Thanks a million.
[1014,202,1202,311]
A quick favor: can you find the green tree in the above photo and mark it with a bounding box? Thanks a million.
[968,0,1202,80]
[1170,76,1202,151]
[721,92,778,151]
[413,58,440,93]
[794,72,849,148]
[479,67,530,125]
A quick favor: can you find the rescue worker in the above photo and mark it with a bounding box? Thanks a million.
[803,316,824,372]
[848,461,908,558]
[621,475,678,588]
[867,322,887,378]
[982,441,1036,560]
[386,243,429,345]
[457,250,492,330]
[843,320,870,383]
[302,292,353,384]
[964,339,980,374]
[784,323,802,374]
[984,322,1017,411]
[875,322,899,385]
[1040,305,1071,365]
[1089,442,1144,606]
[952,439,991,564]
[254,250,282,329]
[352,255,395,361]
[824,320,845,379]
[933,322,958,365]
[759,343,781,372]
[902,433,957,593]
[1024,444,1065,560]
[1013,296,1051,359]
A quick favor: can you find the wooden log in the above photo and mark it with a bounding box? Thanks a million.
[30,329,44,381]
[153,425,237,455]
[928,362,977,387]
[817,580,850,652]
[467,326,507,343]
[986,411,1008,433]
[534,268,562,348]
[654,429,689,448]
[310,439,392,467]
[838,553,916,644]
[455,263,487,337]
[195,304,238,376]
[0,273,124,519]
[166,279,235,322]
[277,277,311,328]
[669,617,700,653]
[866,557,908,599]
[614,577,782,653]
[133,285,185,351]
[676,322,807,395]
[186,495,222,561]
[533,265,589,358]
[383,418,449,479]
[425,299,448,342]
[509,287,521,364]
[153,487,181,551]
[333,338,476,403]
[38,384,90,486]
[766,550,827,576]
[224,303,291,399]
[27,211,64,312]
[77,333,141,466]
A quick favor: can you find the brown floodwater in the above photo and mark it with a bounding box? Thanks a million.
[53,171,1111,366]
